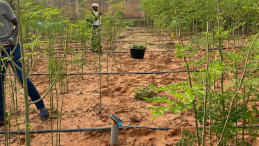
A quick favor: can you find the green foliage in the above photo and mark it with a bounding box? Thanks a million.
[134,86,157,100]
[129,44,147,50]
[144,83,203,120]
[123,21,137,27]
[140,0,259,144]
[175,130,199,146]
[115,11,125,19]
[140,0,256,32]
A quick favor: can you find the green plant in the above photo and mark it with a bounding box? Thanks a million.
[175,130,199,146]
[129,44,147,50]
[123,21,137,27]
[133,86,157,100]
[139,0,259,145]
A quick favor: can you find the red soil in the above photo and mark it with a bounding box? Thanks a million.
[0,27,257,146]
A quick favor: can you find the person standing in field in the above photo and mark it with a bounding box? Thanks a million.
[0,1,49,126]
[90,3,102,54]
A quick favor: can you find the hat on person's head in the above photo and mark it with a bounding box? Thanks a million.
[92,3,99,7]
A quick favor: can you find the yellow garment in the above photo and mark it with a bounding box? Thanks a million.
[171,33,175,39]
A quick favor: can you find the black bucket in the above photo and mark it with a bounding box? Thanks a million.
[130,49,146,59]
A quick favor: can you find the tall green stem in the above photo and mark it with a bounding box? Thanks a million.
[217,0,225,114]
[241,87,246,146]
[216,30,259,146]
[234,19,238,146]
[202,21,209,146]
[174,0,200,145]
[17,0,30,145]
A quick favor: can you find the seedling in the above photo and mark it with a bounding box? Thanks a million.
[133,86,157,100]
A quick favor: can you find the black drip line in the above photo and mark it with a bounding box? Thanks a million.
[11,70,200,76]
[12,67,242,76]
[13,70,200,76]
[0,125,257,134]
[35,47,245,54]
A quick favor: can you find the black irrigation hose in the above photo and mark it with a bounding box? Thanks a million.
[190,125,259,129]
[40,39,189,43]
[114,40,182,43]
[0,125,258,134]
[37,38,181,43]
[12,67,243,76]
[35,47,245,54]
[36,37,247,44]
[12,70,200,76]
[36,37,247,41]
[38,50,176,54]
[0,126,170,134]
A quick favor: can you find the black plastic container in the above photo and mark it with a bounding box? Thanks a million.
[130,49,146,59]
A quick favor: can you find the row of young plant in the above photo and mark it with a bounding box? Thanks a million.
[139,0,259,146]
[141,0,258,34]
[1,0,136,146]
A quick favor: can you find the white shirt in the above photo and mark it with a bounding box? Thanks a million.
[93,11,101,26]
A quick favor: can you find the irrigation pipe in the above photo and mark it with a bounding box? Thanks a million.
[0,125,257,134]
[0,126,170,134]
[34,47,245,54]
[37,39,190,42]
[190,125,259,129]
[38,37,246,43]
[8,67,243,76]
[10,68,245,76]
[10,70,201,76]
[37,50,176,53]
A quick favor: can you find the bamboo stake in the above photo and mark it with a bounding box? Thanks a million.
[99,0,102,112]
[202,21,209,146]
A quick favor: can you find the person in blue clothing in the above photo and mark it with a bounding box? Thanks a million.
[0,1,49,126]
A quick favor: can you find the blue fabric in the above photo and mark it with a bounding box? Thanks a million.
[36,21,43,25]
[0,43,45,120]
[35,21,64,31]
[40,108,49,119]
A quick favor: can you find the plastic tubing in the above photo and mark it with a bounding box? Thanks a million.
[37,50,176,53]
[35,47,244,54]
[0,125,256,134]
[110,111,119,146]
[10,66,242,76]
[10,70,201,76]
[0,126,169,134]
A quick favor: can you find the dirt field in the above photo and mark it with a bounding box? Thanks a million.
[0,27,258,146]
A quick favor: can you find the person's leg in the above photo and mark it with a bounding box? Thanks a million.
[92,25,102,53]
[91,25,101,54]
[90,26,96,52]
[0,51,8,123]
[96,26,102,54]
[91,33,95,52]
[9,44,49,121]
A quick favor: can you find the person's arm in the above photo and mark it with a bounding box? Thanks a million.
[3,2,17,47]
[7,18,18,47]
[10,19,18,38]
[90,9,95,16]
[99,11,102,26]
